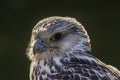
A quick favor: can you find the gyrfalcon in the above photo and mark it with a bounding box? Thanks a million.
[26,16,120,80]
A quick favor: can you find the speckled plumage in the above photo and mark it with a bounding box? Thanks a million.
[26,16,120,80]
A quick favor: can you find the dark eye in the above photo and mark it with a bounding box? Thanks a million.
[51,33,62,41]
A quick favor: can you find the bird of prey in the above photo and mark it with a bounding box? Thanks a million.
[26,16,120,80]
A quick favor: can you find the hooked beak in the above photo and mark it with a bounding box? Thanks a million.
[33,38,49,54]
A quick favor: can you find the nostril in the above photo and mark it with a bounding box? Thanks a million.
[41,40,44,43]
[36,38,44,43]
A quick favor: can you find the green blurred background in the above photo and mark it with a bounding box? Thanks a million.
[0,0,120,80]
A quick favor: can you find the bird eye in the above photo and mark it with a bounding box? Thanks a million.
[51,33,62,41]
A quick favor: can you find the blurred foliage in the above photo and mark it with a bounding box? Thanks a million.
[0,0,120,80]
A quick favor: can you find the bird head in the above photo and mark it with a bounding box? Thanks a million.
[26,16,91,61]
